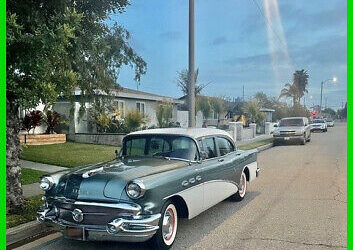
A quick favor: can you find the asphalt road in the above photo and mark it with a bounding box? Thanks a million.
[19,123,347,250]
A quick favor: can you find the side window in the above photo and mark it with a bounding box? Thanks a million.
[203,137,217,159]
[216,137,234,156]
[197,139,204,151]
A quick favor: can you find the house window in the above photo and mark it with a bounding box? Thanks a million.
[118,101,125,117]
[136,102,145,115]
[113,100,125,117]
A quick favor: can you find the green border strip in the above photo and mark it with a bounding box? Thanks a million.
[0,0,5,248]
[348,0,351,248]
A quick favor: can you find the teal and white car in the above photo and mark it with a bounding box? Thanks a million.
[37,128,260,249]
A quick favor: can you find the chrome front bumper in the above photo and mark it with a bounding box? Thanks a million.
[37,200,161,242]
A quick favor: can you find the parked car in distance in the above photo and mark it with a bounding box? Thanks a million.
[273,117,311,145]
[325,118,334,127]
[311,119,328,132]
[37,128,260,249]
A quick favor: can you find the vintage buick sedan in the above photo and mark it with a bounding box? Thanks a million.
[37,128,260,249]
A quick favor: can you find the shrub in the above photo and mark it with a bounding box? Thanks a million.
[156,101,173,128]
[22,110,43,134]
[125,110,146,132]
[243,100,265,125]
[44,110,61,134]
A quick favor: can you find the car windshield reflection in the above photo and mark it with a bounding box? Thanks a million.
[123,135,199,161]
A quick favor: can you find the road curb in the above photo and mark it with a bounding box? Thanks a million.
[6,220,54,249]
[256,143,274,152]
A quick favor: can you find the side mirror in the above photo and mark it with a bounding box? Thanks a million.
[200,151,208,160]
[115,148,123,159]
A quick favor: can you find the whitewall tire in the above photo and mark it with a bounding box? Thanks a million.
[231,171,247,202]
[151,201,178,250]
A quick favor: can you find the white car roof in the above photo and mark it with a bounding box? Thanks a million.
[128,127,234,141]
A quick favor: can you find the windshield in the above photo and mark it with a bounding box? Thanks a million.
[279,118,304,127]
[326,118,333,122]
[313,119,325,123]
[123,135,199,161]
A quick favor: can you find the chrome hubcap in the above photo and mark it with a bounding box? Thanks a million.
[162,209,175,241]
[239,173,246,196]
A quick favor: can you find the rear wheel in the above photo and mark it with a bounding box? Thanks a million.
[150,201,178,250]
[230,171,247,202]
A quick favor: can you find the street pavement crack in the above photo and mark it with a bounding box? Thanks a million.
[239,236,347,249]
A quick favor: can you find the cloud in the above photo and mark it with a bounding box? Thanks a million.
[160,31,182,41]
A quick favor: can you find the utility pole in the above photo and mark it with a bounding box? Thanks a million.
[188,0,195,127]
[242,85,245,102]
[325,97,328,109]
[320,81,323,114]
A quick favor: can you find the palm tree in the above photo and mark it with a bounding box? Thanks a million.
[279,70,309,105]
[176,68,210,96]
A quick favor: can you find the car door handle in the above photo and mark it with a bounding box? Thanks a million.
[218,159,224,162]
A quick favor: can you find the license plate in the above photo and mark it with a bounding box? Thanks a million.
[284,137,290,140]
[65,227,84,240]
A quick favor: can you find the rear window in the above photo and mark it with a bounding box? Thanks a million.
[279,118,304,127]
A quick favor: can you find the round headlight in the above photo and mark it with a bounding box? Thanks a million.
[39,176,54,191]
[126,180,145,199]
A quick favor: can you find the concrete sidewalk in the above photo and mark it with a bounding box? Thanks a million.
[237,134,272,146]
[21,160,67,173]
[21,160,68,198]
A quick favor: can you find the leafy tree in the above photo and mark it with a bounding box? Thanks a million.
[322,108,336,118]
[337,102,347,119]
[288,103,310,118]
[156,101,173,128]
[279,70,309,105]
[243,100,265,125]
[7,1,146,211]
[209,97,225,126]
[196,96,212,119]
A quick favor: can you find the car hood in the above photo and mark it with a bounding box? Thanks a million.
[51,157,188,201]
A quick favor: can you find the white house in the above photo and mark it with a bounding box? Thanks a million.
[53,87,185,134]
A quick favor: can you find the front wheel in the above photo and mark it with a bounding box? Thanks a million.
[301,135,306,145]
[150,201,178,250]
[230,171,247,202]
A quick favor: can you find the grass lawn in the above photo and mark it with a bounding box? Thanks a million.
[22,142,118,168]
[7,195,42,228]
[21,168,47,185]
[238,138,274,150]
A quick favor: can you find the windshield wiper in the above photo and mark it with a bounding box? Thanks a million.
[163,156,192,163]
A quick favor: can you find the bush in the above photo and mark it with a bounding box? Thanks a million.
[22,110,43,134]
[125,110,146,132]
[156,101,173,128]
[44,110,61,134]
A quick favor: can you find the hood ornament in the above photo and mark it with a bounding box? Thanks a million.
[82,167,104,178]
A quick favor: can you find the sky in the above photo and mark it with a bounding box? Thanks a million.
[110,0,347,110]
